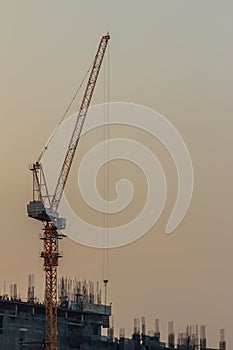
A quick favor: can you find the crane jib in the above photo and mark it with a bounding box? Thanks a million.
[51,34,110,213]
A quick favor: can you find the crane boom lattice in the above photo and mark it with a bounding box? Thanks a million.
[51,34,110,212]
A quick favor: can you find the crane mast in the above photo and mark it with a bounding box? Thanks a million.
[27,34,110,350]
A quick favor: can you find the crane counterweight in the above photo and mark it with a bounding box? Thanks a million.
[27,201,66,230]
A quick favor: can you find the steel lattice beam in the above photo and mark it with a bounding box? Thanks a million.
[51,34,110,212]
[41,224,63,350]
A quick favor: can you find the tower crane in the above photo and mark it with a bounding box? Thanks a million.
[27,34,110,350]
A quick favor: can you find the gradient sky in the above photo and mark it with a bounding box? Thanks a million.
[1,1,233,348]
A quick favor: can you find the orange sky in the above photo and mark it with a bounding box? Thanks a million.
[0,1,233,348]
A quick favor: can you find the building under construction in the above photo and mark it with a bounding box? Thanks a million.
[0,276,226,350]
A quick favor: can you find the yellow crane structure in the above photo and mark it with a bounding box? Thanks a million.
[27,34,110,350]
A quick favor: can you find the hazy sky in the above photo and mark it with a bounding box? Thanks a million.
[1,1,233,348]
